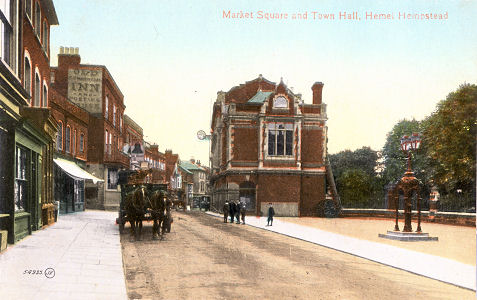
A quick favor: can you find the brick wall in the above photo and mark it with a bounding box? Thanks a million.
[301,128,323,165]
[301,175,325,216]
[232,127,258,161]
[22,7,52,108]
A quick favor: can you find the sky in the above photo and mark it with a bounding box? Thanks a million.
[50,0,477,165]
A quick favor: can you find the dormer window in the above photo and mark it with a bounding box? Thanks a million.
[273,96,288,108]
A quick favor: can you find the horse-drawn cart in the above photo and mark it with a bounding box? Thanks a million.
[117,170,172,240]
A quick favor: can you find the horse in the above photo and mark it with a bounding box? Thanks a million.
[149,190,167,240]
[124,185,147,241]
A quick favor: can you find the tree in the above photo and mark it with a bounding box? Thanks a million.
[421,83,477,193]
[329,146,378,179]
[329,147,382,208]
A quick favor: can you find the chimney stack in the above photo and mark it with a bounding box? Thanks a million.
[311,82,324,105]
[190,157,195,164]
[58,46,81,67]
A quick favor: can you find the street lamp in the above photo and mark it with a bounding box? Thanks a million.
[394,132,422,232]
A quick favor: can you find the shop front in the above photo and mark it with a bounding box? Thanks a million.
[54,158,103,214]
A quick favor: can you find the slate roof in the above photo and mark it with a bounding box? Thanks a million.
[179,161,205,172]
[247,91,273,104]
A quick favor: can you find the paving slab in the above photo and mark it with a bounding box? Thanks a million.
[0,210,127,300]
[207,211,476,290]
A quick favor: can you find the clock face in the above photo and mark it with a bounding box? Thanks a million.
[197,130,206,140]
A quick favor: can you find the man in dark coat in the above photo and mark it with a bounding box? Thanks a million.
[267,203,275,226]
[240,201,246,224]
[235,201,241,224]
[229,201,236,223]
[223,201,229,223]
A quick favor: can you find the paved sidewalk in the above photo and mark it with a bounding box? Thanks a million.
[207,211,476,291]
[0,210,127,300]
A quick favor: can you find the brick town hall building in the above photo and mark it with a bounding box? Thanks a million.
[210,75,334,217]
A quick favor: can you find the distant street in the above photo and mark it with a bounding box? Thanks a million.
[121,211,473,300]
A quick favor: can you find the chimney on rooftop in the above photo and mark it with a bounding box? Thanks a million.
[58,46,81,67]
[311,82,324,105]
[190,158,195,164]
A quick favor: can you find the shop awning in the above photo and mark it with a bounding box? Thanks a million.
[53,158,104,184]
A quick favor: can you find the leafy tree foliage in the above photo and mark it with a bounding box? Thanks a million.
[421,83,477,193]
[383,119,423,182]
[329,146,378,179]
[329,147,383,208]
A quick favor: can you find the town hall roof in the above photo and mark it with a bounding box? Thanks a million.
[247,91,273,104]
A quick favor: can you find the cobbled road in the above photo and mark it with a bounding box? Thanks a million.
[121,211,473,300]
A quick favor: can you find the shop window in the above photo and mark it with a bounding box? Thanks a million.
[107,168,118,190]
[267,123,293,156]
[65,126,70,153]
[14,146,27,211]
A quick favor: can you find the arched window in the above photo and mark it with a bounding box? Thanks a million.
[105,130,109,153]
[72,129,76,155]
[42,82,47,107]
[42,20,48,51]
[113,104,116,126]
[34,72,41,106]
[57,121,63,150]
[65,126,71,153]
[104,96,109,118]
[24,56,31,96]
[34,1,40,37]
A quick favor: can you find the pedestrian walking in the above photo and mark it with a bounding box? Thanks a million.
[223,201,229,223]
[267,203,275,226]
[229,201,236,223]
[235,201,241,224]
[240,201,246,224]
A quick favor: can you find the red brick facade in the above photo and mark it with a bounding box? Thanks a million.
[49,89,89,161]
[21,0,57,108]
[210,75,329,216]
[51,51,128,167]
